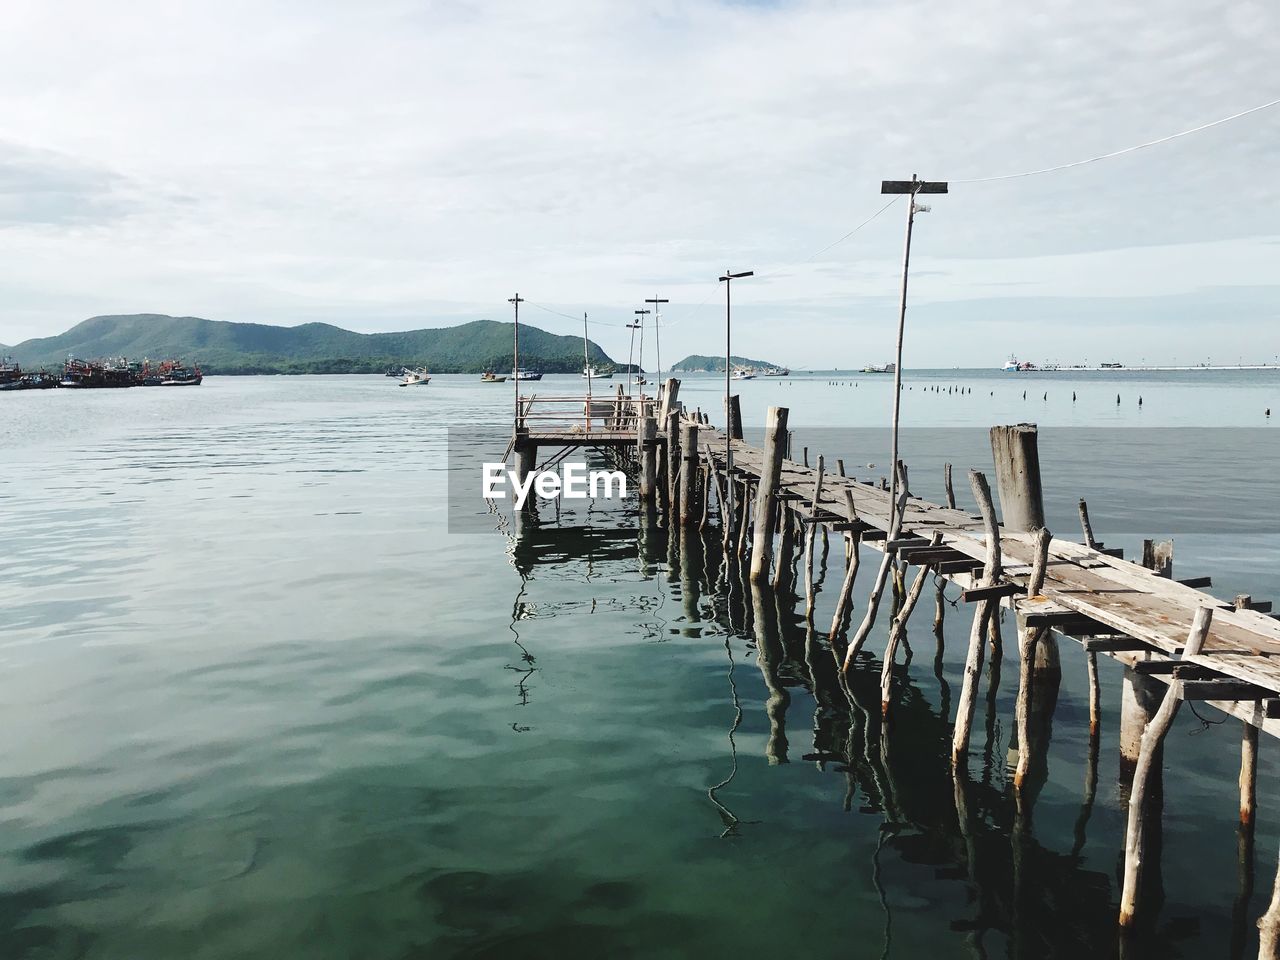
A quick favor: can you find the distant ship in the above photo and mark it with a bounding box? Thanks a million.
[1002,356,1036,372]
[512,368,543,381]
[763,366,790,377]
[863,362,895,374]
[731,367,755,381]
[1100,361,1124,369]
[582,366,612,380]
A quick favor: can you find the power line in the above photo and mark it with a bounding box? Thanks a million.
[955,95,1280,184]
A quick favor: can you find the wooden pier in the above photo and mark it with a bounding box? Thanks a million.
[507,379,1280,950]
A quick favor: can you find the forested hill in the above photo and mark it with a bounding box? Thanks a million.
[7,314,615,375]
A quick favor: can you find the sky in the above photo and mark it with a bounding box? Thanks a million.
[1,0,1278,367]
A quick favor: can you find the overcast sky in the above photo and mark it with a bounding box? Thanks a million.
[2,0,1278,367]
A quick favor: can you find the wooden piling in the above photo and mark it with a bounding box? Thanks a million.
[989,423,1045,532]
[666,409,681,513]
[637,415,657,501]
[952,470,1001,764]
[1078,498,1099,548]
[1118,606,1213,929]
[679,421,699,525]
[514,433,537,510]
[1014,527,1052,791]
[749,407,789,582]
[881,533,942,715]
[659,377,680,424]
[725,394,743,441]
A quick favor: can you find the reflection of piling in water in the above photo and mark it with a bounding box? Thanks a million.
[750,581,790,765]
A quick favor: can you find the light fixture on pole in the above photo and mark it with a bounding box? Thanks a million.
[717,270,753,530]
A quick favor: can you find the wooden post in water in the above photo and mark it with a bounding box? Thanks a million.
[1078,498,1099,548]
[952,470,1001,764]
[1118,606,1213,930]
[1013,526,1052,791]
[803,456,825,619]
[679,421,699,525]
[1119,668,1165,786]
[666,409,681,515]
[638,415,657,502]
[991,423,1058,676]
[749,407,789,582]
[881,532,941,715]
[514,433,537,511]
[725,394,743,441]
[989,424,1045,532]
[659,377,680,424]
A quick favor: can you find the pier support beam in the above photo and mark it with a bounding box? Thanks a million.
[725,394,743,441]
[952,470,1002,764]
[749,406,789,582]
[991,423,1059,670]
[1118,607,1213,930]
[666,410,681,515]
[679,422,700,525]
[514,433,537,510]
[638,416,657,501]
[1120,668,1165,784]
[989,423,1045,532]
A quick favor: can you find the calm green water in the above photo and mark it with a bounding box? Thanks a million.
[1,370,1278,959]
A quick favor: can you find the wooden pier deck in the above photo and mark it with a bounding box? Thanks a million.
[516,393,1280,725]
[510,380,1280,937]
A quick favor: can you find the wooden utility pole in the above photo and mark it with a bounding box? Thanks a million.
[646,296,669,379]
[508,294,524,423]
[879,176,947,536]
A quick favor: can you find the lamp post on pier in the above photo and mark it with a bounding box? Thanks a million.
[718,270,753,528]
[645,296,669,380]
[508,293,524,425]
[879,175,947,534]
[634,308,651,394]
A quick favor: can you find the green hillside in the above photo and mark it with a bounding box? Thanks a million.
[8,314,616,375]
[672,354,780,372]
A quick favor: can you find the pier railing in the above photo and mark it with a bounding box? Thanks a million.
[515,391,660,436]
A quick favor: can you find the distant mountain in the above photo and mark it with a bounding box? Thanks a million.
[672,354,781,373]
[7,314,615,375]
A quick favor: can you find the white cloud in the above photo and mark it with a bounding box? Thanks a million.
[0,0,1277,365]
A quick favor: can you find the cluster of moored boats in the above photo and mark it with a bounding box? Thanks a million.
[0,356,203,390]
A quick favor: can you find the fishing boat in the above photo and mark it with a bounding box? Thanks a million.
[511,368,543,382]
[582,366,612,380]
[0,356,21,386]
[399,368,431,386]
[731,367,755,381]
[862,362,896,374]
[480,371,507,383]
[763,366,790,377]
[154,359,203,386]
[633,374,647,386]
[60,357,137,388]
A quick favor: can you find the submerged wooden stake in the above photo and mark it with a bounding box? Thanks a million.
[1118,606,1213,929]
[749,407,789,581]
